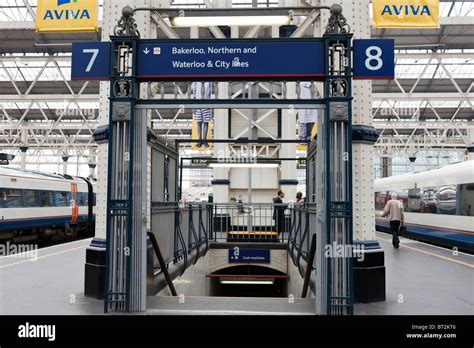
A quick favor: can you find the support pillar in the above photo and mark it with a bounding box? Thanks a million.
[212,0,233,204]
[280,82,298,201]
[84,0,156,303]
[275,11,297,202]
[320,0,386,303]
[467,129,474,161]
[62,155,69,176]
[381,157,392,178]
[212,87,230,204]
[19,147,28,170]
[88,164,97,180]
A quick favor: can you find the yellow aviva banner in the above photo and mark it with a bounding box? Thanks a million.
[373,0,440,29]
[297,123,318,152]
[36,0,99,33]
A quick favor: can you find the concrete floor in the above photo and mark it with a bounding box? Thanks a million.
[147,296,315,315]
[1,232,472,315]
[0,238,103,315]
[355,232,474,315]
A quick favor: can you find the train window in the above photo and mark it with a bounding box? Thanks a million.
[82,193,89,206]
[75,193,82,206]
[437,185,457,215]
[399,190,409,210]
[407,189,421,213]
[420,187,437,214]
[24,190,40,207]
[459,183,474,217]
[54,191,68,207]
[43,191,54,207]
[6,189,22,208]
[76,192,87,206]
[374,192,388,210]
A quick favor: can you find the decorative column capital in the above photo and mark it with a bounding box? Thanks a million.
[325,4,351,35]
[114,6,140,37]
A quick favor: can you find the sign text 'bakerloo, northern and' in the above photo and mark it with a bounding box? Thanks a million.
[137,41,326,78]
[170,45,257,69]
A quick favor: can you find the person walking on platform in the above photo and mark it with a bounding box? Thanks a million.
[273,190,287,235]
[380,192,405,249]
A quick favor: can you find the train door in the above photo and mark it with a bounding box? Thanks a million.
[71,183,79,225]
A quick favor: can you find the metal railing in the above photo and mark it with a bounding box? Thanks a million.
[148,202,318,296]
[287,203,316,276]
[149,202,317,261]
[209,203,291,243]
[150,202,209,271]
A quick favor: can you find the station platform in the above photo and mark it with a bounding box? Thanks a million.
[1,232,472,315]
[355,232,473,315]
[0,239,103,315]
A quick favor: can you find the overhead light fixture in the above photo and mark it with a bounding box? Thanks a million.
[208,163,279,169]
[170,15,291,27]
[220,278,275,285]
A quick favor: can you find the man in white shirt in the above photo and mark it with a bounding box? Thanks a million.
[380,192,405,249]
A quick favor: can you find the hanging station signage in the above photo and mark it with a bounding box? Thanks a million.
[36,0,99,33]
[372,0,440,29]
[353,39,395,79]
[136,40,326,80]
[71,42,111,80]
[72,38,395,81]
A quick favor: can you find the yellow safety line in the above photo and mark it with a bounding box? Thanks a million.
[0,245,86,269]
[228,231,278,236]
[377,237,474,269]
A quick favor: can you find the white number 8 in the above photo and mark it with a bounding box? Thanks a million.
[365,46,383,71]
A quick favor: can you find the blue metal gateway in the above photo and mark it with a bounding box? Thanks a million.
[71,5,394,314]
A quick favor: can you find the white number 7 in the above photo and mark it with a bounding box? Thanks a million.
[83,48,99,72]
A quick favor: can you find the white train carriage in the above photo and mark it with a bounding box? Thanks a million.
[0,167,96,243]
[374,160,474,252]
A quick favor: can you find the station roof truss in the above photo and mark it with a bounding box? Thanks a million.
[0,0,473,166]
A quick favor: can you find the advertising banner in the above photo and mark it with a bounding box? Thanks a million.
[36,0,99,33]
[373,0,440,29]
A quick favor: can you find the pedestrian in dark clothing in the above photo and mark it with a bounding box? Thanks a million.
[273,190,287,234]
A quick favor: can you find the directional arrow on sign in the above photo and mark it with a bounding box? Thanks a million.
[143,47,150,55]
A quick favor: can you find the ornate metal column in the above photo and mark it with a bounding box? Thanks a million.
[320,0,386,304]
[103,6,147,312]
[313,4,353,315]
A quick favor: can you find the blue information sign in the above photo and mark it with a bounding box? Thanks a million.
[71,42,111,80]
[137,40,325,80]
[353,39,395,79]
[229,248,271,264]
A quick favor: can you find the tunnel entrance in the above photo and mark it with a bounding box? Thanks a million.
[208,265,288,298]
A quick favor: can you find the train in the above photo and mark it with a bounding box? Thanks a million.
[374,160,474,253]
[0,167,96,244]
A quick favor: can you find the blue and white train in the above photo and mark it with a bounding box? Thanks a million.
[374,160,474,253]
[0,167,96,243]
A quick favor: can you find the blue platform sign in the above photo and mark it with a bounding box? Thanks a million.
[353,39,395,79]
[229,247,270,264]
[137,40,325,80]
[71,42,111,80]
